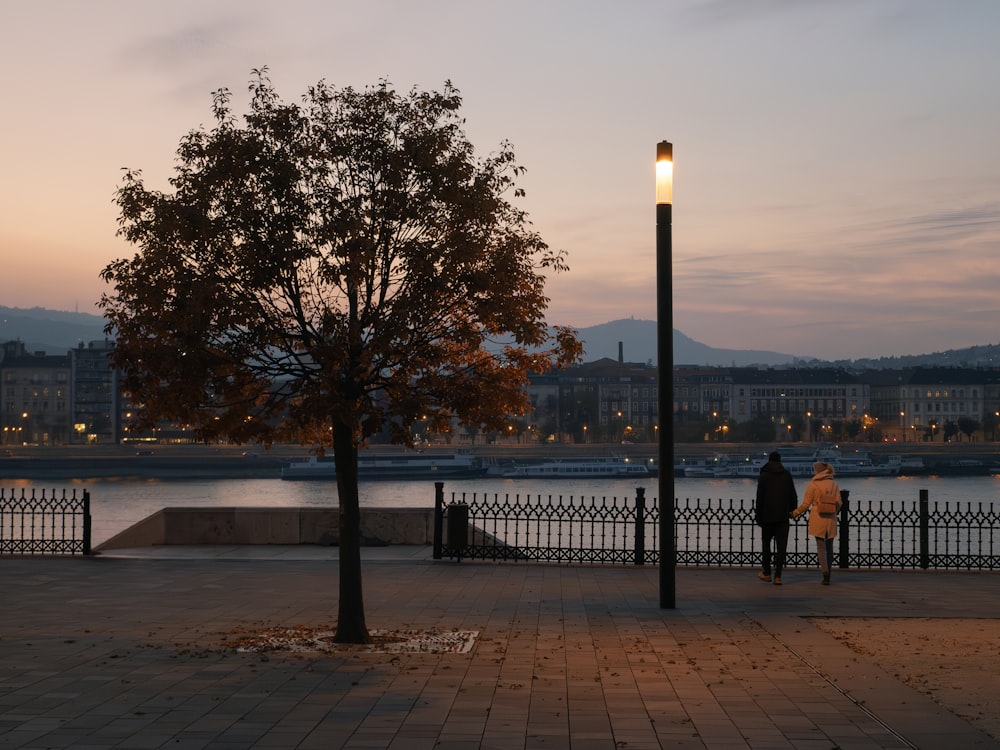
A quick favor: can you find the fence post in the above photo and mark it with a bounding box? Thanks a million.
[837,490,850,569]
[82,489,92,555]
[432,482,444,560]
[919,488,930,569]
[634,487,646,566]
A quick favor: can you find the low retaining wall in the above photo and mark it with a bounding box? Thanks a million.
[94,507,435,551]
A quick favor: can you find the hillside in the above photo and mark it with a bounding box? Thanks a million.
[0,306,108,354]
[0,307,793,366]
[3,306,998,368]
[576,318,795,366]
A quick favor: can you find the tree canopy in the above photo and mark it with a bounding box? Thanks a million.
[101,70,581,642]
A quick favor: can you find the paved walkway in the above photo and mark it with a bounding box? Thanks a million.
[2,546,999,749]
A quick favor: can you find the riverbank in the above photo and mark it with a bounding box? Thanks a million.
[0,446,287,480]
[1,441,997,480]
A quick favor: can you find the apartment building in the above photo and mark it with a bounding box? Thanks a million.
[530,357,658,443]
[0,341,72,445]
[731,367,868,432]
[70,339,121,444]
[868,367,1000,441]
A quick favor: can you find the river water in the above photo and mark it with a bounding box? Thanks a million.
[9,473,1000,547]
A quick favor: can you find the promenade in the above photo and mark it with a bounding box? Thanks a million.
[2,547,999,749]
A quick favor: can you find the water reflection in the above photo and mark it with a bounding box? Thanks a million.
[12,473,999,547]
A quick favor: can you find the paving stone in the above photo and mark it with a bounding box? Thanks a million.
[0,550,998,748]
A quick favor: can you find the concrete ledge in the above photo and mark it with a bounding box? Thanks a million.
[95,507,435,550]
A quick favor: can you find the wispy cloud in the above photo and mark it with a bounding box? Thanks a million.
[119,19,241,71]
[679,0,864,28]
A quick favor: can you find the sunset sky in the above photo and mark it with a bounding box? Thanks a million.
[2,1,999,361]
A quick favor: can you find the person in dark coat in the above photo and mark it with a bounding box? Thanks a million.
[755,451,798,585]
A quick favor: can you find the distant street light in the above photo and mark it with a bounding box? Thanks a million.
[656,140,675,609]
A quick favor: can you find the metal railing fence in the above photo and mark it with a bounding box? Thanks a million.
[0,488,91,555]
[6,481,997,568]
[433,483,1000,570]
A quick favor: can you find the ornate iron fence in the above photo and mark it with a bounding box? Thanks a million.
[0,488,91,555]
[433,483,1000,570]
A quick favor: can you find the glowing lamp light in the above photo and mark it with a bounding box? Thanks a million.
[656,141,673,205]
[655,139,674,608]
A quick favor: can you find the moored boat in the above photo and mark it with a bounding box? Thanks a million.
[281,451,487,480]
[501,456,651,479]
[895,455,927,475]
[830,451,899,477]
[718,446,900,479]
[919,457,1000,476]
[677,454,739,478]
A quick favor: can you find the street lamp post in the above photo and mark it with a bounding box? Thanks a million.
[656,140,675,608]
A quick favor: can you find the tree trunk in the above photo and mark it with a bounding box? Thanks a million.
[332,420,370,643]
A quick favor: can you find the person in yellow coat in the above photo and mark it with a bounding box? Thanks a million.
[792,461,842,585]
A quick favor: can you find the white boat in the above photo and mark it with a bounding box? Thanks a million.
[733,453,769,477]
[729,447,899,478]
[501,456,651,479]
[679,463,717,478]
[895,455,926,475]
[832,451,899,477]
[678,454,735,478]
[281,451,487,480]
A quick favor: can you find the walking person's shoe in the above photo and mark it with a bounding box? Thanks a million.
[758,572,772,582]
[773,576,782,585]
[822,573,830,585]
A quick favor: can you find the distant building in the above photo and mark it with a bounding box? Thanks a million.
[528,358,659,443]
[674,365,732,426]
[868,367,990,442]
[731,367,869,437]
[70,339,121,444]
[524,371,560,442]
[0,341,72,445]
[5,327,1000,446]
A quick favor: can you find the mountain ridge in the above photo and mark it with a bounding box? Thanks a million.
[2,306,998,368]
[1,306,112,355]
[0,306,792,366]
[575,318,796,366]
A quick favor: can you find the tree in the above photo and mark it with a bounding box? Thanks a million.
[925,419,939,442]
[100,70,582,643]
[957,416,980,442]
[943,419,959,443]
[785,414,805,441]
[728,416,774,443]
[844,419,862,441]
